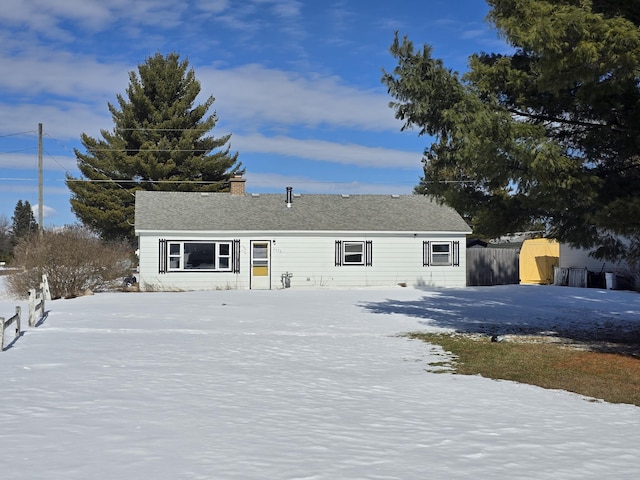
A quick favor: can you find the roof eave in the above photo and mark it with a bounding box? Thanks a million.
[135,228,472,236]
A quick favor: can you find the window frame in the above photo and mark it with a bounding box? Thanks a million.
[431,242,452,266]
[423,241,460,267]
[343,241,365,265]
[159,239,240,273]
[335,240,373,266]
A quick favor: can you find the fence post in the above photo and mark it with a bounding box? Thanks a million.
[28,282,46,328]
[15,306,21,337]
[29,288,36,327]
[42,274,52,301]
[40,281,45,319]
[1,306,22,351]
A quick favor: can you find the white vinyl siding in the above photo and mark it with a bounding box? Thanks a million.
[138,232,467,291]
[559,243,628,273]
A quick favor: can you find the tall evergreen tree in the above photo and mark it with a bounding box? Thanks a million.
[67,52,243,243]
[11,200,37,243]
[382,0,640,264]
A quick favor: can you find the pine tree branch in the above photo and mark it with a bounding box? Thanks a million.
[506,107,634,133]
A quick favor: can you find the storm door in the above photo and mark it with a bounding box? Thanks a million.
[250,240,271,289]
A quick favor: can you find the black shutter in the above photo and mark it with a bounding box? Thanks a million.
[233,239,241,273]
[335,240,343,266]
[159,239,167,274]
[453,241,460,267]
[365,241,373,266]
[423,241,430,267]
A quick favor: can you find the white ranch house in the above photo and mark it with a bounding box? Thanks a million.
[134,177,471,291]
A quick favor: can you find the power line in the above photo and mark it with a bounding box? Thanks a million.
[44,133,214,154]
[0,147,38,154]
[43,133,75,154]
[42,146,74,176]
[65,179,227,184]
[0,130,37,138]
[85,148,213,153]
[421,180,478,184]
[114,128,211,131]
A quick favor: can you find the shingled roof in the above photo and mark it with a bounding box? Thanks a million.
[135,190,471,233]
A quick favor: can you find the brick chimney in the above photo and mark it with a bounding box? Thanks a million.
[229,174,246,195]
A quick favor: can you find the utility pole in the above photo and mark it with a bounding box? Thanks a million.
[38,123,43,237]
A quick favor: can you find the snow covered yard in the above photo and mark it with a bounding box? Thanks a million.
[1,283,639,479]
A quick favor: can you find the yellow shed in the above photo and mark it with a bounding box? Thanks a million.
[519,238,559,284]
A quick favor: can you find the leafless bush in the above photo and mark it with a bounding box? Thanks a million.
[7,226,133,299]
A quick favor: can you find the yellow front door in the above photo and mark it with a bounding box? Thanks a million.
[250,241,271,289]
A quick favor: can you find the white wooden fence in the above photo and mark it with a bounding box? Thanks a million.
[1,306,21,351]
[29,274,50,327]
[1,275,51,352]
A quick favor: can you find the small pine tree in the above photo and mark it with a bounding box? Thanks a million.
[66,52,243,244]
[11,200,37,243]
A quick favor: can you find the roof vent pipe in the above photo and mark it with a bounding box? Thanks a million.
[286,186,293,208]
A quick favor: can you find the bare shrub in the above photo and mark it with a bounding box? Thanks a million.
[7,226,133,299]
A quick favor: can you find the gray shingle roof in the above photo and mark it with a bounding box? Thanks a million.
[134,191,471,233]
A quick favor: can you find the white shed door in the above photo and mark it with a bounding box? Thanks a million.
[250,241,271,289]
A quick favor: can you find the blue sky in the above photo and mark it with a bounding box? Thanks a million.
[0,0,510,228]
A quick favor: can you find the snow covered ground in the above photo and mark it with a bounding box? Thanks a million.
[1,280,639,479]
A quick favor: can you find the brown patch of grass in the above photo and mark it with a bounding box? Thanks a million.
[408,333,640,407]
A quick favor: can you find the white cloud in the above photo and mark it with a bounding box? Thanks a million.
[461,28,488,40]
[195,0,230,14]
[0,54,402,140]
[0,26,413,181]
[199,64,399,131]
[0,182,38,195]
[244,171,413,195]
[0,153,39,171]
[0,152,78,174]
[233,133,421,169]
[1,132,420,174]
[271,0,303,19]
[0,103,113,142]
[325,0,356,46]
[0,0,188,35]
[32,203,57,219]
[5,130,420,175]
[0,50,130,100]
